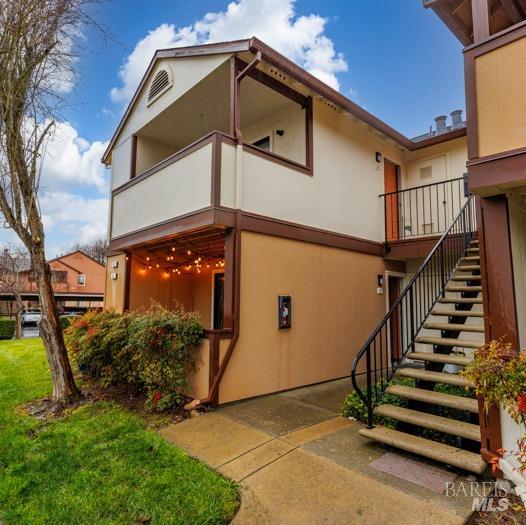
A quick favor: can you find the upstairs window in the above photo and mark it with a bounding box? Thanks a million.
[77,274,86,286]
[252,136,271,151]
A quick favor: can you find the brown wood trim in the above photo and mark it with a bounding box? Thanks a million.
[467,145,526,165]
[204,211,242,406]
[235,57,309,107]
[306,96,313,171]
[222,229,235,330]
[463,50,478,160]
[239,210,384,256]
[229,57,237,138]
[471,0,490,43]
[242,143,311,176]
[468,149,526,194]
[463,22,526,161]
[463,19,526,54]
[108,207,218,252]
[411,127,467,150]
[130,135,137,179]
[123,252,131,311]
[109,205,385,258]
[386,235,442,259]
[210,134,222,207]
[112,131,235,196]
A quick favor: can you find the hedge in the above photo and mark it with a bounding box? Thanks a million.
[65,305,204,411]
[0,318,16,339]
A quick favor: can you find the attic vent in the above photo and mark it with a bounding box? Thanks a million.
[148,69,171,104]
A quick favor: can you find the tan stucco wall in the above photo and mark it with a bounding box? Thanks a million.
[127,258,214,328]
[104,254,127,312]
[218,231,403,404]
[475,37,526,157]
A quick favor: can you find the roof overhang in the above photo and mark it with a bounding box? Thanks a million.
[102,37,467,164]
[424,0,526,46]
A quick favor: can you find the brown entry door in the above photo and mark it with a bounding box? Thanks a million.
[384,160,400,241]
[388,275,402,364]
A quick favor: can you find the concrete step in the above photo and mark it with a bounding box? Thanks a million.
[396,368,474,388]
[451,275,481,281]
[461,256,480,262]
[471,239,479,245]
[424,322,484,333]
[406,351,472,366]
[467,247,479,254]
[415,336,481,349]
[457,265,480,271]
[445,285,482,292]
[385,384,479,413]
[438,297,483,304]
[358,426,486,473]
[374,404,481,442]
[431,309,484,318]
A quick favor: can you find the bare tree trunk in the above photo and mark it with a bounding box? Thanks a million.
[32,248,80,402]
[15,310,22,339]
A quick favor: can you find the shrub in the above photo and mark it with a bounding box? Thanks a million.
[0,318,15,339]
[65,305,204,411]
[59,315,78,330]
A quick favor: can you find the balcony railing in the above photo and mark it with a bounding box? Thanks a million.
[381,176,468,243]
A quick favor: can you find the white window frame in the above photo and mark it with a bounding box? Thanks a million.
[77,274,86,286]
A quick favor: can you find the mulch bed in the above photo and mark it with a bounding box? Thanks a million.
[471,494,526,524]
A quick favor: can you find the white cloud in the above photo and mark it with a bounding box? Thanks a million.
[40,190,109,248]
[39,122,109,192]
[111,0,348,104]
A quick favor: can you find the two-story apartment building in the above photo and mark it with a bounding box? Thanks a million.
[103,35,475,427]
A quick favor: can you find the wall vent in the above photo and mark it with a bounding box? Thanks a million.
[420,166,432,179]
[148,69,171,104]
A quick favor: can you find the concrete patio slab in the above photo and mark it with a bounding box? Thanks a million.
[159,413,271,467]
[281,416,352,445]
[219,439,295,482]
[279,377,352,413]
[159,378,480,524]
[219,394,335,436]
[242,447,465,525]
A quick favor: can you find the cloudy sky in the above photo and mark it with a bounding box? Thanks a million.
[3,0,464,257]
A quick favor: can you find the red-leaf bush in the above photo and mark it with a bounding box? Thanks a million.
[65,304,203,410]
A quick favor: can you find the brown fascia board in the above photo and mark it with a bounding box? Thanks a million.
[101,37,465,164]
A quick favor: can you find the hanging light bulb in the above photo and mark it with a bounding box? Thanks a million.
[171,247,176,252]
[187,250,191,255]
[146,256,150,261]
[156,263,159,268]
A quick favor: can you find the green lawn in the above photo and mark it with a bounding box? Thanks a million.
[0,338,239,525]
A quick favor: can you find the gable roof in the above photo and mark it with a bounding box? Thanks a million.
[48,250,105,269]
[102,37,466,164]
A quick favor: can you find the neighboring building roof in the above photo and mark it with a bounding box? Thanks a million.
[102,37,466,164]
[412,121,467,142]
[48,250,106,269]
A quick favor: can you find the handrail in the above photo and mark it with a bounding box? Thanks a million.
[380,176,464,197]
[351,194,477,427]
[381,175,468,242]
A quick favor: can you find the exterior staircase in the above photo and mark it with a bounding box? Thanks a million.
[351,197,487,474]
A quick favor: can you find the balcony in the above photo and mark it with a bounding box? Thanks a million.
[381,176,468,244]
[110,132,237,240]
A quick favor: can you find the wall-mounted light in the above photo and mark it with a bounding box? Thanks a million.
[111,272,118,280]
[375,152,382,163]
[275,129,285,136]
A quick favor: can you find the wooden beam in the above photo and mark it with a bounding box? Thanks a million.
[501,0,523,23]
[432,2,473,45]
[472,0,490,41]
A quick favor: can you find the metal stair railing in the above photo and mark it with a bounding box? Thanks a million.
[351,195,477,428]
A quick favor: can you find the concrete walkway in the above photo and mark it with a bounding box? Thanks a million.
[160,379,478,524]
